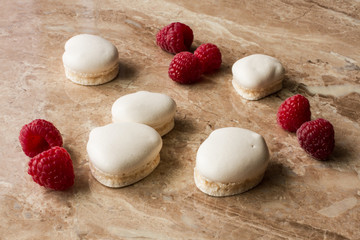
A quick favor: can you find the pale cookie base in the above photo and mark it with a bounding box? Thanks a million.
[153,118,175,136]
[64,62,119,86]
[194,168,265,197]
[232,79,282,100]
[89,154,160,188]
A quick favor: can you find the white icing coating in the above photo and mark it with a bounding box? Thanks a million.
[86,122,162,175]
[232,54,284,89]
[111,91,177,129]
[62,34,118,74]
[195,127,269,183]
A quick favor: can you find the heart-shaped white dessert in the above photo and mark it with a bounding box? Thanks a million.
[87,122,162,188]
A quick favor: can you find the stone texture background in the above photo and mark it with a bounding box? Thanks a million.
[0,0,359,239]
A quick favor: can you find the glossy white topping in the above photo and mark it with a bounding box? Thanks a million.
[62,34,118,73]
[196,127,269,183]
[87,122,162,175]
[232,54,284,89]
[111,91,176,128]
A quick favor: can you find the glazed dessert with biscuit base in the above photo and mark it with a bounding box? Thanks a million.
[194,127,269,197]
[62,34,119,85]
[111,91,177,136]
[87,122,162,188]
[232,54,284,100]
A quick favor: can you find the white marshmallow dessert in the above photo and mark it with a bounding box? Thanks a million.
[232,54,285,100]
[62,34,119,85]
[194,127,270,197]
[112,91,177,136]
[87,122,162,188]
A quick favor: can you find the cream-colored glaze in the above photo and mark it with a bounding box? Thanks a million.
[196,127,269,183]
[87,122,162,175]
[111,91,176,135]
[62,34,119,74]
[305,84,360,97]
[232,54,284,89]
[3,0,360,239]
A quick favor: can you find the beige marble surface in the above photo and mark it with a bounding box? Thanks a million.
[1,0,360,239]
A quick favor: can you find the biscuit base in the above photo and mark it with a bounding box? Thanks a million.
[154,118,175,136]
[64,62,119,86]
[194,168,264,197]
[89,154,160,188]
[232,79,282,100]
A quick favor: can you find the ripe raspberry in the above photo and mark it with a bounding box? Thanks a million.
[156,22,194,54]
[28,146,75,190]
[277,94,311,132]
[19,119,63,157]
[194,43,222,73]
[168,52,202,84]
[296,118,335,160]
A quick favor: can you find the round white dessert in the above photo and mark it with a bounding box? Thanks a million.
[232,54,284,100]
[194,127,270,196]
[62,34,119,85]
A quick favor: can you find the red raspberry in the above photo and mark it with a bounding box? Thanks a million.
[19,119,63,157]
[296,118,335,160]
[168,52,202,84]
[194,43,222,73]
[277,94,311,132]
[28,146,75,190]
[156,22,194,54]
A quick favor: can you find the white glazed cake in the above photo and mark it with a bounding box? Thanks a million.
[62,34,119,85]
[111,91,177,136]
[87,122,162,188]
[194,127,270,196]
[232,54,284,100]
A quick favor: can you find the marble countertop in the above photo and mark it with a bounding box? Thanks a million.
[1,0,360,239]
